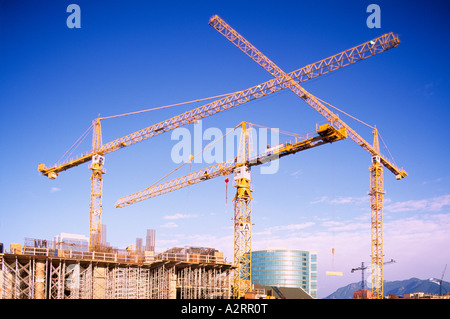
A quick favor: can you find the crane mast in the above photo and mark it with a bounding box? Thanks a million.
[440,264,447,296]
[87,118,104,250]
[369,128,384,298]
[209,15,406,299]
[351,259,395,298]
[116,122,347,298]
[351,262,368,298]
[233,122,253,298]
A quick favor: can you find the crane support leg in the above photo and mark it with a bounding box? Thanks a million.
[369,157,384,299]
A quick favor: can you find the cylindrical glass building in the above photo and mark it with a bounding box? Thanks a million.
[251,249,317,298]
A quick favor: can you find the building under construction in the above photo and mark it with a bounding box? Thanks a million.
[0,240,233,299]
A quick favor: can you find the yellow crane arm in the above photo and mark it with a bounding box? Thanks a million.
[38,152,93,179]
[38,29,395,179]
[209,15,407,180]
[115,160,236,208]
[99,30,393,155]
[115,123,347,208]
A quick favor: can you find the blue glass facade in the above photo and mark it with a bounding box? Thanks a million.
[251,249,317,298]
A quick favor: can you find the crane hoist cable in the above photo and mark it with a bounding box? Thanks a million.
[315,96,399,169]
[315,96,375,130]
[98,91,237,121]
[56,90,237,168]
[325,143,343,277]
[247,122,302,138]
[56,123,94,165]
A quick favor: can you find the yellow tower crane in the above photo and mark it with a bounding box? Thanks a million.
[115,121,347,298]
[209,15,407,299]
[232,122,254,297]
[38,27,396,252]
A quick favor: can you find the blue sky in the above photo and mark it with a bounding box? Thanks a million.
[1,0,449,298]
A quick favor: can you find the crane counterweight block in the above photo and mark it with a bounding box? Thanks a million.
[38,163,57,179]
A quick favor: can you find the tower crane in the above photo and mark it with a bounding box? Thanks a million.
[440,264,447,296]
[37,27,397,252]
[351,259,396,298]
[116,122,347,298]
[209,14,406,299]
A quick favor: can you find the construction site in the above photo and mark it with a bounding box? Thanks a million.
[1,14,407,299]
[0,237,233,299]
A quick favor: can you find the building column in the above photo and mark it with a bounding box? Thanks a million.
[35,259,46,299]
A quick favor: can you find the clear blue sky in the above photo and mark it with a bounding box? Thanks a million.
[1,0,449,298]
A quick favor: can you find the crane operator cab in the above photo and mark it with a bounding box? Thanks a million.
[372,155,381,164]
[90,154,106,174]
[234,166,251,182]
[92,154,105,165]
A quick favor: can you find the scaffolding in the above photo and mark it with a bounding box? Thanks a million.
[0,243,233,299]
[178,266,230,299]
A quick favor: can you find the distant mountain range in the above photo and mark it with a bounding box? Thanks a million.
[325,277,450,299]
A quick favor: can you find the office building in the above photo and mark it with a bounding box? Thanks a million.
[251,249,318,298]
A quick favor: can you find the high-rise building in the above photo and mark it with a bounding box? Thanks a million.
[251,249,318,298]
[145,229,155,252]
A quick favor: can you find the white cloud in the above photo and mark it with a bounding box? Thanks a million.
[422,177,444,185]
[263,222,315,234]
[321,220,344,228]
[164,213,198,220]
[331,196,368,205]
[385,194,450,213]
[315,219,371,233]
[310,196,328,204]
[161,222,178,228]
[156,239,179,247]
[50,187,61,193]
[310,196,368,205]
[290,169,303,178]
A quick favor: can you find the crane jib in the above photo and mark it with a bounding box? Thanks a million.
[101,32,399,155]
[209,14,405,179]
[39,31,400,177]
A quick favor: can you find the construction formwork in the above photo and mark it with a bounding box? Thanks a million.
[178,265,230,299]
[0,247,233,299]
